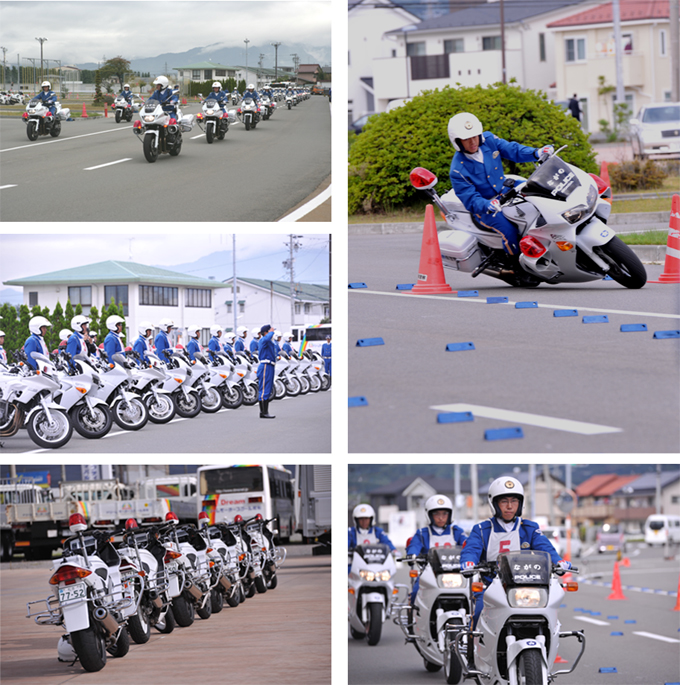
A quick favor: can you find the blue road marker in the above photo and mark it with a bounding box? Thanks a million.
[604,275,613,280]
[599,667,617,673]
[583,315,609,324]
[554,309,578,317]
[607,616,619,620]
[446,342,476,352]
[610,632,624,636]
[624,619,636,624]
[487,296,508,304]
[560,604,567,608]
[591,611,602,616]
[620,323,647,332]
[356,337,384,347]
[348,282,367,289]
[515,301,538,309]
[485,427,524,441]
[396,283,414,290]
[348,396,368,408]
[437,411,474,424]
[458,290,479,297]
[574,608,584,613]
[654,330,680,339]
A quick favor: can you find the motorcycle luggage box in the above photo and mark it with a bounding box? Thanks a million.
[439,229,483,273]
[58,108,70,120]
[179,114,195,132]
[227,110,238,124]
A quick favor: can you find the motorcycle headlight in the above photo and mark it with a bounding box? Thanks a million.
[438,573,464,589]
[359,570,376,582]
[562,185,597,224]
[376,570,391,581]
[143,115,154,122]
[507,587,548,608]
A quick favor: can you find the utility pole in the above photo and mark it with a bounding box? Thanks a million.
[1,47,7,90]
[244,38,250,86]
[500,0,506,84]
[290,53,299,83]
[612,0,625,107]
[671,0,680,101]
[258,53,265,85]
[35,37,47,82]
[271,42,281,82]
[283,235,301,330]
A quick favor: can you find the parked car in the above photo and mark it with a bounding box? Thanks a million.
[596,523,626,554]
[629,102,680,160]
[349,113,374,135]
[541,525,582,558]
[644,514,680,546]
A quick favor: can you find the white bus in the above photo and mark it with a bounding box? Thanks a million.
[292,324,331,355]
[196,465,295,540]
[644,514,680,546]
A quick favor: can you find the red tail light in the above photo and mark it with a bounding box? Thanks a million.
[520,235,547,258]
[409,167,438,189]
[164,550,182,562]
[49,564,92,585]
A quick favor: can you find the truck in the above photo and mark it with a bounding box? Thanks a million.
[294,465,331,554]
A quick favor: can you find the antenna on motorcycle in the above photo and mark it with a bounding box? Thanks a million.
[409,167,438,190]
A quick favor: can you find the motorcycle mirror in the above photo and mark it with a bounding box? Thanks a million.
[409,167,438,190]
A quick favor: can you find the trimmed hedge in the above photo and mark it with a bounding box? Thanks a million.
[348,82,597,215]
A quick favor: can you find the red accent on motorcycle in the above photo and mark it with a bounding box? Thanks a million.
[234,515,243,523]
[133,120,142,129]
[68,513,87,533]
[164,550,182,562]
[588,173,610,197]
[125,518,138,530]
[22,112,28,120]
[519,236,547,258]
[49,564,92,585]
[198,512,209,522]
[169,118,177,125]
[165,512,179,522]
[409,167,438,189]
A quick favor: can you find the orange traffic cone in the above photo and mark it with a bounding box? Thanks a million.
[104,104,108,117]
[81,103,88,118]
[673,572,680,611]
[554,654,569,664]
[600,160,611,188]
[607,561,627,600]
[649,194,680,284]
[411,204,453,295]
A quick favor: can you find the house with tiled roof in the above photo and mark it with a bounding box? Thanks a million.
[547,0,673,129]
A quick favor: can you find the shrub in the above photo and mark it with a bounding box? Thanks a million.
[348,82,597,215]
[609,160,668,192]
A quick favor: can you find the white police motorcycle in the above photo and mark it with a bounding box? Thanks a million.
[132,99,194,162]
[22,98,70,140]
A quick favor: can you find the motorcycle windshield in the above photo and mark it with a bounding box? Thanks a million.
[66,535,97,556]
[243,98,254,105]
[427,546,463,573]
[355,543,390,564]
[523,156,581,201]
[205,99,218,108]
[497,550,552,587]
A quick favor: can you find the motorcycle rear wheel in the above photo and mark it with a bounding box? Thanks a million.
[154,606,175,633]
[174,391,201,418]
[112,397,149,431]
[595,236,647,289]
[26,120,39,141]
[71,624,107,672]
[49,120,61,137]
[266,570,278,590]
[70,403,112,439]
[517,649,543,685]
[211,588,224,613]
[220,385,243,410]
[27,408,73,449]
[107,625,130,658]
[168,133,182,156]
[143,134,159,163]
[226,584,240,607]
[145,393,176,424]
[171,594,194,627]
[254,574,267,594]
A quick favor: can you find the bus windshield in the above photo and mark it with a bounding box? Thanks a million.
[200,466,263,495]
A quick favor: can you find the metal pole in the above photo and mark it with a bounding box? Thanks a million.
[454,464,461,522]
[244,38,250,87]
[500,0,506,84]
[672,0,680,111]
[232,235,237,335]
[1,47,7,91]
[543,464,555,525]
[289,235,295,331]
[655,464,662,515]
[271,42,281,82]
[529,464,536,520]
[470,464,478,522]
[612,0,625,106]
[35,37,47,82]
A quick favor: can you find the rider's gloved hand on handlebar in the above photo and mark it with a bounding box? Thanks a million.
[463,561,475,570]
[485,199,501,214]
[557,560,572,571]
[536,145,554,159]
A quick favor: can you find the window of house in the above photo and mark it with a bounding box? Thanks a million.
[391,49,396,57]
[192,70,201,80]
[622,33,633,53]
[406,42,426,57]
[444,38,464,54]
[304,303,311,314]
[105,285,129,315]
[68,286,92,307]
[186,288,212,308]
[660,29,667,57]
[295,303,301,315]
[238,301,245,314]
[29,291,38,307]
[482,36,502,51]
[226,302,232,314]
[204,70,212,79]
[216,70,226,77]
[411,54,449,80]
[539,33,546,62]
[139,285,178,308]
[565,37,586,62]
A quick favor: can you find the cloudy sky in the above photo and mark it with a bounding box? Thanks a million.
[0,233,330,292]
[0,1,331,65]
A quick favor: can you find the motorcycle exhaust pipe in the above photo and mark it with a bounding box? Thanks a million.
[267,562,276,573]
[148,590,163,609]
[183,580,203,600]
[248,569,257,579]
[219,576,232,591]
[93,606,119,636]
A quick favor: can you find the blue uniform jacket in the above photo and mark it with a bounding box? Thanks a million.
[208,336,222,361]
[187,338,201,361]
[449,132,539,217]
[66,332,87,369]
[133,335,150,365]
[249,338,259,353]
[104,332,124,361]
[35,89,56,106]
[460,517,562,567]
[406,524,467,556]
[321,342,331,358]
[235,338,245,352]
[258,331,276,362]
[24,334,47,370]
[282,342,294,355]
[154,331,171,363]
[148,87,178,116]
[207,90,228,110]
[223,342,233,354]
[348,526,395,550]
[242,90,259,102]
[119,90,134,103]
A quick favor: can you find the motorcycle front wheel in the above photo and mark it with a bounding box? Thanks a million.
[197,595,212,620]
[211,588,224,613]
[320,375,331,391]
[70,624,107,672]
[171,594,194,627]
[220,385,243,410]
[284,376,301,397]
[273,378,287,400]
[595,236,647,289]
[127,605,151,644]
[241,383,258,406]
[226,584,240,607]
[70,403,113,439]
[174,390,201,418]
[143,134,159,163]
[26,120,39,141]
[298,375,311,394]
[444,642,463,684]
[266,570,278,590]
[254,574,267,594]
[154,606,175,634]
[112,397,149,431]
[145,393,176,424]
[200,386,222,413]
[365,602,382,646]
[26,408,73,449]
[308,374,322,393]
[245,120,251,131]
[517,649,543,685]
[115,109,122,123]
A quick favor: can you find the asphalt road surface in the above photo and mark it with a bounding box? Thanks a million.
[348,544,680,685]
[0,553,331,684]
[0,388,331,454]
[349,234,680,453]
[0,97,331,222]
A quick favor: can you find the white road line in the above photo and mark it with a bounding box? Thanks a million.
[1,125,132,153]
[574,616,611,626]
[84,158,131,171]
[278,184,331,222]
[430,402,623,435]
[190,134,204,139]
[0,184,18,189]
[632,631,680,644]
[350,289,680,320]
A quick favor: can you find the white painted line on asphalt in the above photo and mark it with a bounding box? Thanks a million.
[190,134,204,139]
[84,158,132,171]
[278,184,331,222]
[350,289,680,320]
[430,402,623,435]
[632,631,680,644]
[574,616,611,626]
[0,184,18,189]
[1,125,133,153]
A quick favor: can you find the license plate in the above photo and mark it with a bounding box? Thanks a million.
[59,584,86,603]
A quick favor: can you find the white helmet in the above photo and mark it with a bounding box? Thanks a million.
[352,503,375,529]
[250,328,261,337]
[0,330,4,336]
[59,328,71,342]
[187,324,201,338]
[153,75,169,88]
[29,316,51,335]
[123,83,130,89]
[447,112,484,151]
[41,80,51,89]
[236,325,248,337]
[159,318,174,331]
[425,494,453,527]
[71,314,90,331]
[57,635,77,662]
[138,320,154,336]
[210,324,222,336]
[283,331,292,341]
[212,81,222,89]
[274,331,282,339]
[247,83,254,90]
[487,476,524,518]
[106,315,125,331]
[224,332,236,343]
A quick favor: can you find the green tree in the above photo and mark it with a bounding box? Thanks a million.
[89,305,100,347]
[94,70,103,104]
[0,303,19,358]
[64,300,75,331]
[18,304,31,358]
[51,301,66,342]
[237,79,246,93]
[348,82,597,215]
[100,56,132,91]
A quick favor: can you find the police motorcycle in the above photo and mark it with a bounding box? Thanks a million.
[277,352,303,396]
[393,546,472,681]
[113,94,141,123]
[231,91,240,106]
[238,97,261,131]
[196,89,231,143]
[451,552,585,685]
[409,145,646,289]
[305,350,331,391]
[158,348,203,418]
[230,515,267,597]
[22,97,70,141]
[349,543,403,645]
[285,92,293,110]
[179,350,223,414]
[261,94,275,120]
[126,350,177,424]
[211,521,252,605]
[26,514,135,672]
[233,351,259,406]
[246,514,286,590]
[0,350,74,449]
[211,351,245,409]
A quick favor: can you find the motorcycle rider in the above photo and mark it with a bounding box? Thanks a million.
[104,315,125,360]
[273,331,283,355]
[66,314,91,368]
[321,334,331,376]
[23,316,52,370]
[208,324,223,361]
[119,83,134,104]
[34,80,57,117]
[448,112,553,259]
[207,81,228,113]
[148,75,179,119]
[348,503,396,572]
[256,325,277,419]
[222,331,236,354]
[154,318,175,364]
[186,325,202,361]
[133,321,154,366]
[243,83,259,102]
[249,328,261,354]
[460,476,570,630]
[282,332,296,358]
[0,330,6,365]
[235,325,248,352]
